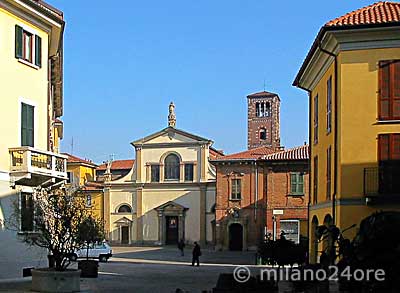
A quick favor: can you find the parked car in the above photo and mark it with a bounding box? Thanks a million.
[69,242,112,262]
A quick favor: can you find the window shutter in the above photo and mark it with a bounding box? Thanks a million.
[298,174,304,194]
[378,134,390,161]
[391,134,400,160]
[15,25,23,59]
[21,103,34,147]
[379,61,391,120]
[35,35,42,67]
[21,103,27,146]
[393,61,400,119]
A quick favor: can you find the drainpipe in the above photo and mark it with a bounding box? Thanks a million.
[297,85,312,262]
[255,161,258,222]
[318,42,338,226]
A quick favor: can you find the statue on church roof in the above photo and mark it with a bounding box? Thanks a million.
[168,102,176,128]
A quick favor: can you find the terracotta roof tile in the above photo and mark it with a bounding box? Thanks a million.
[210,148,224,160]
[97,159,135,171]
[213,146,277,161]
[262,145,309,161]
[326,1,400,27]
[62,153,97,167]
[83,181,104,191]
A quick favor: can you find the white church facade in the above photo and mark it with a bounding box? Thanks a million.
[103,103,221,245]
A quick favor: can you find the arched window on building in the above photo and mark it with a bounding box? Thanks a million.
[259,128,267,140]
[118,204,132,213]
[165,154,180,180]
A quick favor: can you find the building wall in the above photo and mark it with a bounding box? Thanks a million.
[265,165,309,240]
[0,6,50,172]
[308,47,400,261]
[247,95,280,150]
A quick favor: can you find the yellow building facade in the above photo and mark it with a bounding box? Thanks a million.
[0,0,65,278]
[294,2,400,263]
[64,153,104,221]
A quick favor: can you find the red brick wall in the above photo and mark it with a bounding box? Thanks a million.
[214,160,309,250]
[265,164,309,239]
[247,96,280,150]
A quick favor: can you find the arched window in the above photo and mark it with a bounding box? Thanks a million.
[118,204,132,213]
[164,154,180,180]
[259,128,267,140]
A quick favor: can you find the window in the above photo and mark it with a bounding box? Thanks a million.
[379,133,400,161]
[314,95,318,144]
[290,173,304,195]
[86,195,92,207]
[184,163,194,181]
[326,147,332,200]
[259,128,267,140]
[256,102,270,117]
[378,60,400,120]
[378,134,400,194]
[15,25,42,67]
[151,165,160,182]
[327,77,332,133]
[118,205,132,213]
[256,102,260,117]
[21,193,34,232]
[164,154,180,180]
[313,156,318,204]
[21,103,34,147]
[231,179,241,200]
[280,220,300,244]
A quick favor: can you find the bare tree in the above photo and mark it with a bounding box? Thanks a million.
[8,184,101,271]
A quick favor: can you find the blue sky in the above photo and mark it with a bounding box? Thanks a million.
[52,0,376,163]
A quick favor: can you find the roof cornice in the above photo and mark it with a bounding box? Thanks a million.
[294,24,400,91]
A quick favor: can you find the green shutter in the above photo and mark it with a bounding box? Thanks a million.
[35,35,42,67]
[297,174,304,194]
[21,103,34,147]
[290,173,297,194]
[15,25,23,59]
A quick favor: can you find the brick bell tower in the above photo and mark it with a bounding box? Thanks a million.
[247,91,281,149]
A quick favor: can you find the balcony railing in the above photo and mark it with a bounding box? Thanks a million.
[364,166,400,201]
[9,147,68,186]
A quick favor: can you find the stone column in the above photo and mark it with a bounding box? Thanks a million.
[136,188,143,242]
[180,163,184,182]
[200,145,207,182]
[103,187,111,239]
[178,213,184,241]
[200,185,207,245]
[160,164,165,183]
[145,163,150,182]
[158,212,164,245]
[135,147,142,182]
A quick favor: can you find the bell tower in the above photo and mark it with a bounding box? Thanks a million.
[247,91,280,149]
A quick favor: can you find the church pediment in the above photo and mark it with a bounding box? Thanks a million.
[114,217,133,225]
[154,201,188,212]
[131,127,212,146]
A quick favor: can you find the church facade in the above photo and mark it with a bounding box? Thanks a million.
[103,103,222,245]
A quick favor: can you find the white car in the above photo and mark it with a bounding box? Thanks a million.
[69,242,112,262]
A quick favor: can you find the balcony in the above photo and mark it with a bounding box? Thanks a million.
[9,147,68,187]
[364,166,400,204]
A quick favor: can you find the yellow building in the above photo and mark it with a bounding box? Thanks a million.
[104,103,218,245]
[0,0,65,278]
[294,1,400,263]
[63,153,104,221]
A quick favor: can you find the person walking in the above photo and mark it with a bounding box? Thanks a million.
[178,239,185,256]
[191,241,201,266]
